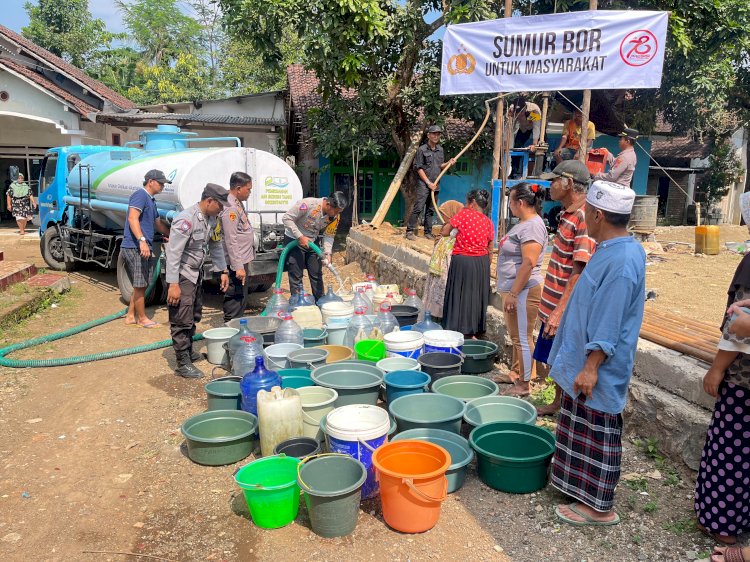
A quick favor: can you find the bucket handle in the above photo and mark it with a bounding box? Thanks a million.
[302,409,322,425]
[403,477,448,503]
[358,437,378,453]
[297,452,349,491]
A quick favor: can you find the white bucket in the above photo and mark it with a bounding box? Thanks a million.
[264,343,303,370]
[326,323,349,346]
[322,302,354,326]
[202,327,238,365]
[297,386,338,441]
[326,404,391,442]
[376,356,421,373]
[384,331,424,359]
[423,330,464,356]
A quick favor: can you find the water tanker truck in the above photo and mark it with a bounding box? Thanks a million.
[37,125,302,303]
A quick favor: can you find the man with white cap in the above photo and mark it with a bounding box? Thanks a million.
[548,180,646,528]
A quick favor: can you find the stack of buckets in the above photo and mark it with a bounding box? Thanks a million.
[232,304,466,536]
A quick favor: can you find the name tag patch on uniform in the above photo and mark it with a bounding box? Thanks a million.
[229,211,237,222]
[178,220,192,233]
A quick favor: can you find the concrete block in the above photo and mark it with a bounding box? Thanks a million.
[625,379,711,471]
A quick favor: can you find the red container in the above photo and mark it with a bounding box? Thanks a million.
[586,149,607,175]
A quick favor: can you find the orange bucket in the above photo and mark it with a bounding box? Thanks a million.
[371,440,450,533]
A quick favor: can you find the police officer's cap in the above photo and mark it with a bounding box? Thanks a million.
[618,127,640,141]
[426,125,443,134]
[540,160,591,185]
[201,183,230,207]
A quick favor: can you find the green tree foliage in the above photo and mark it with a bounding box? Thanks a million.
[22,0,113,68]
[696,139,745,207]
[126,53,215,105]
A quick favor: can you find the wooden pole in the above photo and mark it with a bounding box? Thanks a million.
[578,0,597,164]
[532,92,550,176]
[492,0,513,236]
[370,131,423,228]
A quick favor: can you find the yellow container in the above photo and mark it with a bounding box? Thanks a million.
[695,225,720,255]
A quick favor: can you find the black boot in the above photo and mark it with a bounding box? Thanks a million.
[188,345,202,362]
[175,350,203,379]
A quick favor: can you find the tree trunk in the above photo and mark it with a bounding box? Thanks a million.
[370,131,422,228]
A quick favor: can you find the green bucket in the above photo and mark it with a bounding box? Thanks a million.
[431,375,499,402]
[205,380,241,411]
[469,421,555,494]
[354,339,386,362]
[235,455,302,529]
[303,328,328,348]
[298,455,367,537]
[311,363,384,407]
[181,410,258,466]
[388,393,466,434]
[464,396,538,428]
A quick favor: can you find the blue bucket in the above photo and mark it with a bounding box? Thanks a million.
[423,330,464,356]
[384,370,431,403]
[383,331,424,360]
[325,405,390,499]
[280,368,313,389]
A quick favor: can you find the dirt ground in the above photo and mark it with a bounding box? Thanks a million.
[0,225,738,562]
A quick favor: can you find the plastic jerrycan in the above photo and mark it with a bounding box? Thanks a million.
[695,225,720,255]
[257,387,303,457]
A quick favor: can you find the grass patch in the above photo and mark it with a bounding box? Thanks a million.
[529,377,556,406]
[662,517,696,535]
[625,476,649,492]
[0,289,67,335]
[643,500,659,513]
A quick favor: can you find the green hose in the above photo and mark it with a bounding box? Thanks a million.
[260,239,324,318]
[0,253,200,369]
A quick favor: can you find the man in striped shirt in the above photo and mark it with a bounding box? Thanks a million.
[535,160,595,416]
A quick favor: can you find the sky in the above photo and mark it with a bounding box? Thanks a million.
[5,0,127,33]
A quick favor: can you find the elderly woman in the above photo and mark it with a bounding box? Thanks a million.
[6,173,36,236]
[495,182,548,397]
[441,189,494,337]
[695,236,750,553]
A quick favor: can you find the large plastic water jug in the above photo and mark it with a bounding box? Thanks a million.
[404,288,424,321]
[264,287,289,318]
[352,288,373,315]
[240,356,282,416]
[229,319,262,358]
[317,286,343,309]
[413,311,441,333]
[274,313,304,346]
[257,386,303,457]
[376,303,400,336]
[695,225,720,255]
[345,307,373,348]
[232,334,264,378]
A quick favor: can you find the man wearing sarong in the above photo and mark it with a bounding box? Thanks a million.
[548,180,645,526]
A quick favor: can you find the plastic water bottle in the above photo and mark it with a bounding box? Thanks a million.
[345,307,373,348]
[404,288,424,320]
[264,287,289,318]
[299,291,316,307]
[317,286,343,308]
[229,319,262,359]
[274,313,304,346]
[232,334,264,378]
[364,284,375,303]
[352,287,373,315]
[240,356,282,416]
[366,274,379,290]
[376,303,400,335]
[413,311,442,333]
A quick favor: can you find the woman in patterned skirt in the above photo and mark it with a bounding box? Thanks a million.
[5,173,36,236]
[695,250,750,548]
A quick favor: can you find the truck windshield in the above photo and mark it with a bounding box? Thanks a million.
[40,154,58,191]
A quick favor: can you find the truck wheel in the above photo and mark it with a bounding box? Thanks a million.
[116,251,165,306]
[40,227,76,271]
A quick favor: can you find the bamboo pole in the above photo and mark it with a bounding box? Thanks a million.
[370,131,423,228]
[495,0,514,236]
[578,0,597,164]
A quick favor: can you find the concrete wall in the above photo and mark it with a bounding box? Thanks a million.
[346,226,712,470]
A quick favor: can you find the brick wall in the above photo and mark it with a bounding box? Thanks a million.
[647,171,690,225]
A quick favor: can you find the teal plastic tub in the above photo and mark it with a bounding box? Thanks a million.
[311,363,384,407]
[388,393,466,434]
[383,370,431,403]
[205,379,241,411]
[392,428,474,493]
[431,375,499,402]
[469,421,555,494]
[464,396,538,428]
[303,327,328,348]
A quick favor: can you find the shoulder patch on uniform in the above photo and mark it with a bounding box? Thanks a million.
[299,203,308,211]
[178,220,192,233]
[228,211,237,222]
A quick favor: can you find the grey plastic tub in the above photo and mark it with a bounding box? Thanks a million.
[464,396,538,427]
[311,363,384,407]
[432,375,500,402]
[205,379,241,411]
[388,393,466,434]
[392,428,474,493]
[288,348,329,370]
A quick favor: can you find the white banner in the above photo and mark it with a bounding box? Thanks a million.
[440,10,668,95]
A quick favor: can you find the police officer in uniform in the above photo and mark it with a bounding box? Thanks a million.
[594,127,639,189]
[220,172,255,322]
[166,183,230,378]
[282,191,348,301]
[406,125,456,241]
